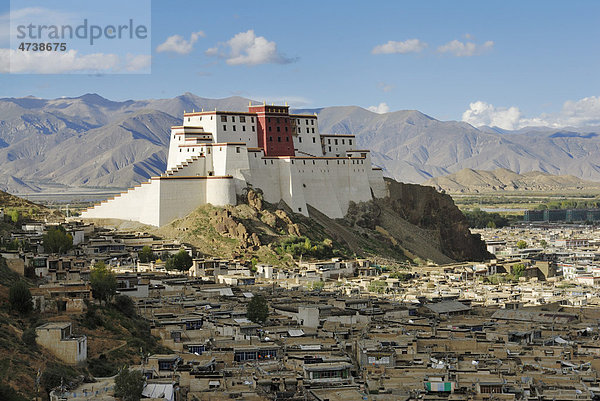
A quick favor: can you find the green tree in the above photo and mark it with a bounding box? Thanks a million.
[43,226,73,254]
[138,246,155,263]
[6,209,19,224]
[8,281,32,314]
[516,240,528,249]
[90,261,117,305]
[539,240,548,248]
[512,263,526,279]
[247,295,268,324]
[309,281,325,291]
[41,365,75,395]
[113,294,136,318]
[0,382,29,401]
[114,367,145,401]
[21,327,37,347]
[165,250,192,271]
[368,280,387,294]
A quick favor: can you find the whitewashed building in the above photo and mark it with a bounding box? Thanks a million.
[82,103,387,226]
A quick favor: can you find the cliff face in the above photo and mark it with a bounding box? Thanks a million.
[380,178,492,262]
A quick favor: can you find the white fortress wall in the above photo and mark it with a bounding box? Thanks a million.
[219,144,252,194]
[277,159,310,216]
[368,168,388,198]
[156,176,235,226]
[245,155,373,219]
[347,150,388,198]
[82,179,162,226]
[205,177,237,207]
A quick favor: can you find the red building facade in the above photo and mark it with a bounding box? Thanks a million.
[248,104,295,157]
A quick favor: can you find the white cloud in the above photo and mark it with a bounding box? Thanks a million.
[378,82,394,92]
[206,30,295,66]
[368,102,390,114]
[0,48,150,73]
[462,96,600,130]
[156,31,205,55]
[462,101,522,130]
[437,39,494,57]
[372,39,427,55]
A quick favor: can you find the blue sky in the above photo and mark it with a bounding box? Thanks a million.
[1,0,600,129]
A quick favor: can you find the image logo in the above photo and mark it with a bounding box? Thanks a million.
[8,0,151,74]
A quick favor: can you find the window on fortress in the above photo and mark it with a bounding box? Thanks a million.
[305,120,309,124]
[221,116,227,122]
[268,127,272,132]
[240,116,246,123]
[242,126,246,132]
[349,139,353,145]
[298,128,301,133]
[269,136,273,141]
[334,139,338,145]
[286,137,289,142]
[236,147,240,153]
[277,127,281,132]
[278,137,281,142]
[187,118,190,122]
[251,117,254,123]
[311,120,314,125]
[223,125,227,131]
[267,117,271,123]
[276,118,280,123]
[285,127,288,132]
[311,128,315,133]
[306,128,309,133]
[233,125,236,131]
[328,146,332,152]
[328,139,331,144]
[299,137,302,143]
[232,116,235,122]
[312,137,316,143]
[252,126,255,132]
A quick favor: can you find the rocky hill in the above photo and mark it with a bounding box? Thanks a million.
[424,168,600,193]
[4,93,600,193]
[0,189,63,223]
[93,178,491,265]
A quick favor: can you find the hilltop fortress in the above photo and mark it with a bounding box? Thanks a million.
[82,103,387,226]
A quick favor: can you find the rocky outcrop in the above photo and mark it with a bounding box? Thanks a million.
[212,209,261,249]
[381,178,492,261]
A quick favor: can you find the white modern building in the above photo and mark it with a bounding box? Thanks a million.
[82,103,387,226]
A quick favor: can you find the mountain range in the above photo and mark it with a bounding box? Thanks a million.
[2,92,600,193]
[424,168,600,193]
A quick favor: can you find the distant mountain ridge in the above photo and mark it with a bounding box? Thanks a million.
[3,92,600,193]
[424,168,600,193]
